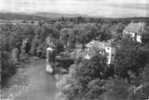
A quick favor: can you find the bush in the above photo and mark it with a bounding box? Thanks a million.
[57,55,108,100]
[1,51,17,87]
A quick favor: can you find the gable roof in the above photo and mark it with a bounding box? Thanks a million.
[86,40,111,50]
[124,22,145,34]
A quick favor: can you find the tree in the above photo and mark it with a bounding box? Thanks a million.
[100,79,131,100]
[114,37,149,81]
[97,23,112,41]
[142,25,149,45]
[73,23,98,46]
[1,51,16,87]
[60,28,75,48]
[57,55,108,100]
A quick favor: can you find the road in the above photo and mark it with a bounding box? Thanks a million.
[13,59,58,100]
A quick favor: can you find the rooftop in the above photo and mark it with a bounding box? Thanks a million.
[86,40,111,49]
[124,22,145,34]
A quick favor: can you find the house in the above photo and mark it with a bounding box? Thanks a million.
[123,22,145,43]
[84,40,116,65]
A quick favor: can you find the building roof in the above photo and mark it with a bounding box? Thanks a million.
[85,40,112,58]
[86,40,111,50]
[124,22,145,34]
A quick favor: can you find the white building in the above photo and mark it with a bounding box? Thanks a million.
[84,40,116,65]
[123,22,145,43]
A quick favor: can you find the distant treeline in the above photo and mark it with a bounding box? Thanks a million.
[0,12,149,23]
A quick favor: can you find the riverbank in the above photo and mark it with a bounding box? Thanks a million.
[1,57,58,100]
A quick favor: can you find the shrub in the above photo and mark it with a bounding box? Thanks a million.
[1,51,16,87]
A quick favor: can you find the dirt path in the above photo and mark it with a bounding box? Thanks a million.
[2,58,58,100]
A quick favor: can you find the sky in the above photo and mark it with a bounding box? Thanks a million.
[0,0,149,17]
